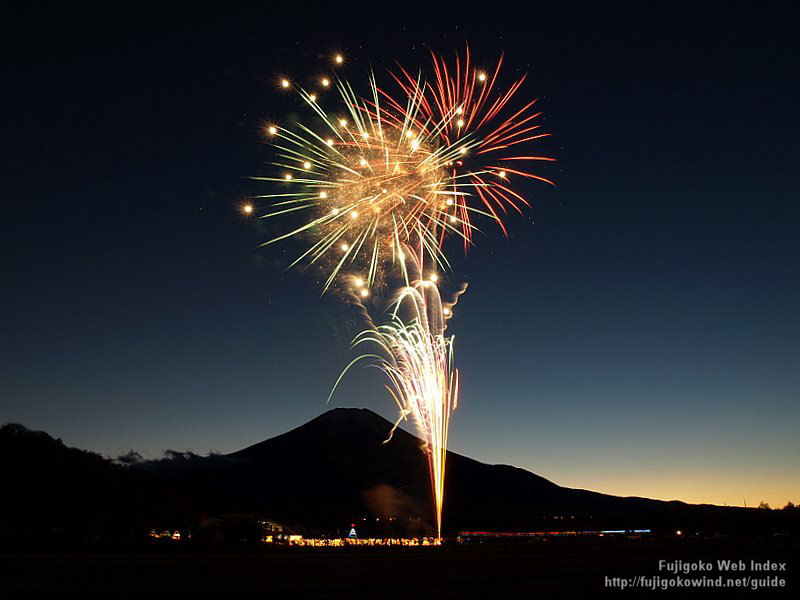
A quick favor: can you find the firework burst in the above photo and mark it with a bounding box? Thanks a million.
[254,49,553,292]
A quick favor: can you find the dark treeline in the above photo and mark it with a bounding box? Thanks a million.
[1,424,198,547]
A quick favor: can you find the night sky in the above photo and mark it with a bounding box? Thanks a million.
[3,3,798,507]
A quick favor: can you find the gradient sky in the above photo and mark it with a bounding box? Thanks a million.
[3,3,798,508]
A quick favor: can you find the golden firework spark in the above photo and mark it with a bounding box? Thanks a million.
[253,48,554,292]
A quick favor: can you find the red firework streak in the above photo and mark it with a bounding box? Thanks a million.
[377,47,556,250]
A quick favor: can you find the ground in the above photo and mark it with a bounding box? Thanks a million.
[1,538,797,597]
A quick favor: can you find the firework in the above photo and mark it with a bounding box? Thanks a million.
[255,49,553,538]
[333,246,461,539]
[254,49,553,292]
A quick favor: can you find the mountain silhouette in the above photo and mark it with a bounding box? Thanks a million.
[3,411,792,540]
[133,408,756,534]
[225,407,590,527]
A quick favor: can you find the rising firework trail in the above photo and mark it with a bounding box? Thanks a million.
[254,49,553,537]
[333,246,464,538]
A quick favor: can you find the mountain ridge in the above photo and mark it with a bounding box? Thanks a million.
[3,410,786,539]
[141,407,698,533]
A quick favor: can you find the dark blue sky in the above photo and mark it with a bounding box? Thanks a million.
[2,2,798,506]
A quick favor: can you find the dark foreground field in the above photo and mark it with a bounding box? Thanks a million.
[1,539,798,598]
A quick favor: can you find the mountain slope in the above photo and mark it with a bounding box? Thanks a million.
[4,411,783,539]
[139,408,715,533]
